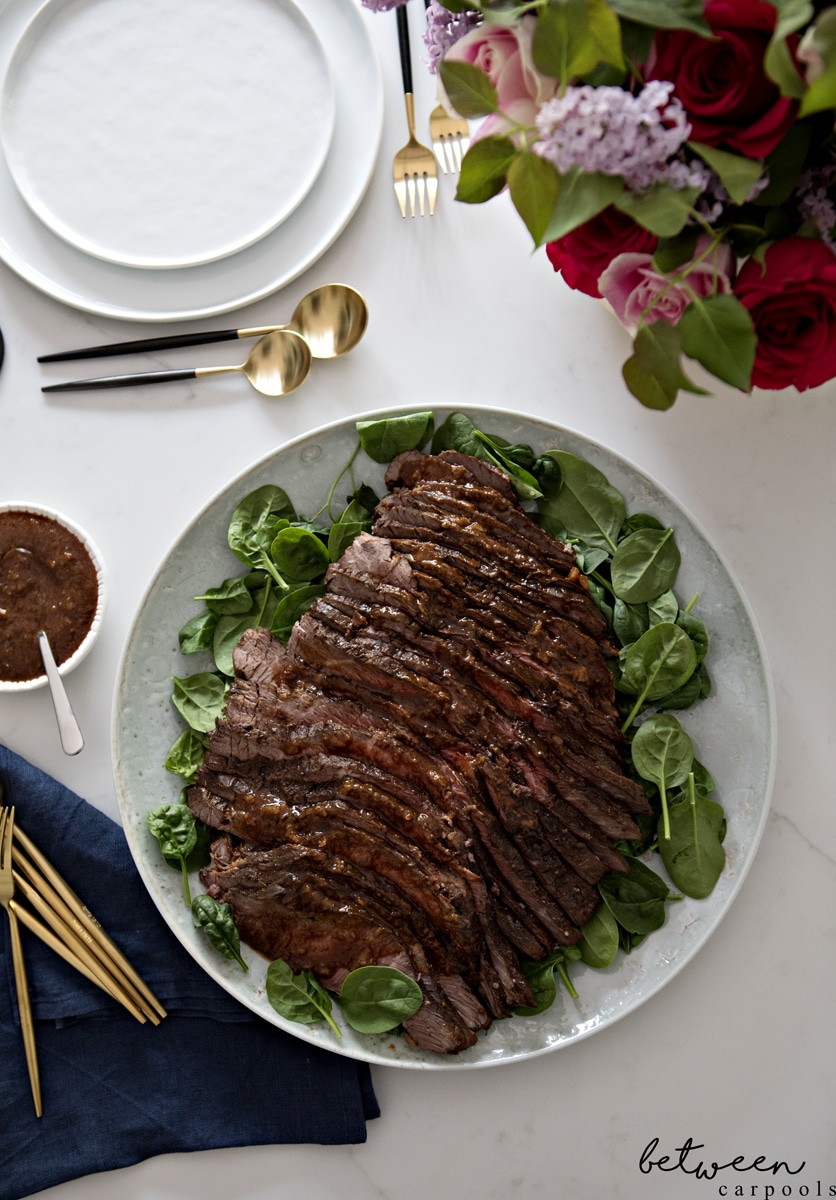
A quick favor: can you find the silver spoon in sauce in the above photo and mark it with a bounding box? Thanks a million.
[0,545,84,754]
[38,631,84,756]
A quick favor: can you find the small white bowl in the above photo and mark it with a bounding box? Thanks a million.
[0,503,107,692]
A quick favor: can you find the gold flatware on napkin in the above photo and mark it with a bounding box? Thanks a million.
[0,806,41,1117]
[9,816,167,1025]
[393,4,437,217]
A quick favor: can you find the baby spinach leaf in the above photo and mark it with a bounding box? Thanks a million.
[271,583,326,643]
[178,610,218,654]
[512,945,583,1016]
[648,589,679,625]
[164,729,209,783]
[630,712,694,840]
[266,959,340,1035]
[621,512,665,536]
[228,485,296,571]
[656,662,711,710]
[610,527,681,604]
[192,895,248,971]
[471,430,543,500]
[431,411,482,457]
[532,453,563,501]
[193,576,254,615]
[598,857,672,935]
[538,451,626,554]
[579,903,620,969]
[658,774,726,898]
[613,597,649,647]
[339,966,423,1033]
[211,583,278,677]
[357,411,434,463]
[618,622,698,728]
[676,609,709,661]
[171,672,228,733]
[147,803,197,905]
[270,526,330,582]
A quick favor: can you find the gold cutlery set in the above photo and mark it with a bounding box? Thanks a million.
[38,282,368,397]
[0,798,165,1117]
[393,3,469,218]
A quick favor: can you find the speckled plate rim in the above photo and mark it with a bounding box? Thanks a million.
[0,501,107,691]
[111,405,777,1070]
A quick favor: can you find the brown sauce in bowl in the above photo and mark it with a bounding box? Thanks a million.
[0,510,99,682]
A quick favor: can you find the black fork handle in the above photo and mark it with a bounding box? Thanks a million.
[397,3,413,95]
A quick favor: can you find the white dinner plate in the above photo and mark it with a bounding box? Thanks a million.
[112,407,776,1070]
[0,0,381,319]
[2,0,335,269]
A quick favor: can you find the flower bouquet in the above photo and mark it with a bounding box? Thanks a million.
[366,0,836,408]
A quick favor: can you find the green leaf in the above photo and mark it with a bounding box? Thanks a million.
[622,321,709,411]
[511,946,582,1015]
[171,672,228,733]
[228,485,296,569]
[270,526,330,582]
[608,0,711,35]
[270,583,326,643]
[338,966,423,1034]
[598,857,671,935]
[618,621,698,727]
[192,895,248,971]
[541,168,623,243]
[678,294,756,392]
[431,410,482,457]
[800,8,836,115]
[194,575,254,615]
[615,184,701,237]
[630,712,694,839]
[765,0,813,97]
[507,150,561,245]
[266,959,340,1034]
[439,59,499,118]
[456,136,517,203]
[356,411,434,463]
[147,803,197,906]
[178,610,218,654]
[611,527,681,604]
[658,775,726,898]
[533,0,624,81]
[686,141,764,206]
[538,450,626,553]
[164,729,209,783]
[579,903,620,968]
[756,124,812,206]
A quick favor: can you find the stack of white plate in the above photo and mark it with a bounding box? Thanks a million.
[0,0,383,320]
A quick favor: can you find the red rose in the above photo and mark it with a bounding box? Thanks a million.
[734,238,836,391]
[646,0,798,159]
[546,207,658,298]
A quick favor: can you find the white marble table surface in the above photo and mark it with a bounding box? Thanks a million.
[0,5,834,1198]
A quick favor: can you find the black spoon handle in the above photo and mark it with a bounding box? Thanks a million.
[397,3,413,95]
[42,368,199,392]
[38,328,240,363]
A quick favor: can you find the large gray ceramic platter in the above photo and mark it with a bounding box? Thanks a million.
[112,407,776,1070]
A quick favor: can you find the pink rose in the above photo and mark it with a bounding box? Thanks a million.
[599,239,734,329]
[444,18,558,139]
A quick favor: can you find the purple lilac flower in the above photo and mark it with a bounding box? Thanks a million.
[797,164,836,250]
[534,81,707,194]
[423,1,482,73]
[360,0,407,12]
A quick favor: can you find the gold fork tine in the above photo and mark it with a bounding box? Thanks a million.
[428,105,470,175]
[393,4,437,218]
[0,807,42,1117]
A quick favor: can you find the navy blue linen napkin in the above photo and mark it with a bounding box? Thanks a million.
[0,744,379,1200]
